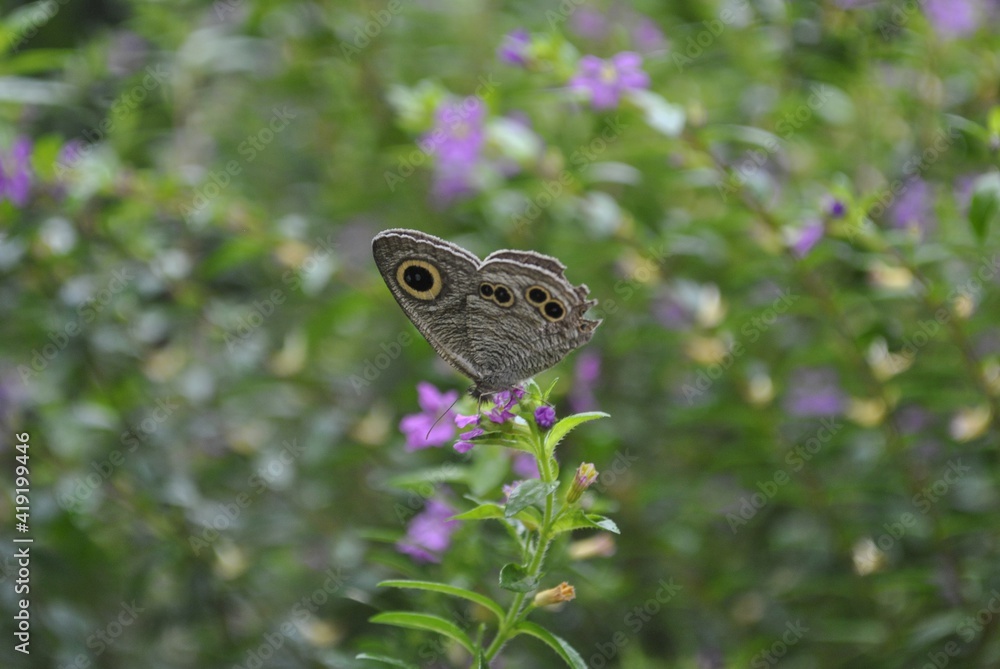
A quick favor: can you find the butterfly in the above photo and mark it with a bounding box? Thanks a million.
[373,229,600,397]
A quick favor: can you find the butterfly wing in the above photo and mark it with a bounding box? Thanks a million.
[372,229,484,382]
[468,250,600,393]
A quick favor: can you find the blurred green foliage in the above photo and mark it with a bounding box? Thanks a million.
[1,0,999,667]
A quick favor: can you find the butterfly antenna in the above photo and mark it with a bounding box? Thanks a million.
[426,393,464,440]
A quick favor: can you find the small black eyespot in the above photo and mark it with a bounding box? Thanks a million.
[527,287,548,304]
[493,286,512,305]
[403,265,434,292]
[480,283,494,298]
[544,301,565,320]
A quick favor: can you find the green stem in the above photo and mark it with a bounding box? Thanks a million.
[482,425,558,664]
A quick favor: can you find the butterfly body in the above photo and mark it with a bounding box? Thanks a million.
[372,229,600,397]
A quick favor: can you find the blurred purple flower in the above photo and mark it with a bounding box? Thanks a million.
[534,405,556,429]
[399,382,458,450]
[897,405,932,435]
[512,452,539,479]
[784,368,847,417]
[925,0,978,38]
[570,8,610,40]
[424,98,487,205]
[792,219,824,258]
[632,17,667,53]
[498,29,531,66]
[888,178,935,238]
[570,52,650,110]
[569,350,601,413]
[954,174,977,214]
[396,498,459,563]
[0,136,33,207]
[654,292,695,331]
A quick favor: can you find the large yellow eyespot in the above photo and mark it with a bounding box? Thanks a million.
[525,285,549,305]
[541,299,566,322]
[396,260,442,300]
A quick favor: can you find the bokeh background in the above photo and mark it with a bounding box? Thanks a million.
[2,0,1000,667]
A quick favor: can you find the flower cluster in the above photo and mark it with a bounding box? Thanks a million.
[0,137,33,207]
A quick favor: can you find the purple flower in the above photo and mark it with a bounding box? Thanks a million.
[396,498,459,563]
[511,452,539,479]
[925,0,978,38]
[784,368,847,417]
[488,387,524,424]
[570,52,650,110]
[423,98,487,205]
[432,98,486,166]
[0,136,33,207]
[570,350,601,413]
[534,406,557,429]
[632,17,667,53]
[827,198,847,218]
[399,382,459,450]
[455,413,479,429]
[889,178,935,238]
[454,426,484,454]
[498,29,531,66]
[792,219,824,258]
[570,8,610,40]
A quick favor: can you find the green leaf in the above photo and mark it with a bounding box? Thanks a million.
[378,579,505,622]
[369,612,475,654]
[544,412,610,453]
[453,502,542,530]
[452,503,505,521]
[968,172,1000,242]
[505,480,559,518]
[550,509,621,535]
[499,563,537,593]
[355,653,418,669]
[513,621,588,669]
[386,465,466,489]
